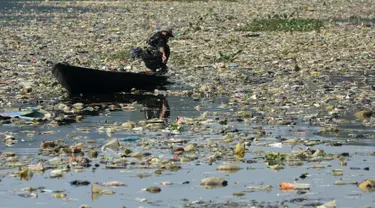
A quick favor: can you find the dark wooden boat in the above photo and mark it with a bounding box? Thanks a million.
[52,63,171,94]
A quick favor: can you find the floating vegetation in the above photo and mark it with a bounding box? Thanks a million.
[242,12,323,32]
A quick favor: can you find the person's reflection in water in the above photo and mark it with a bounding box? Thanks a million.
[69,93,170,122]
[143,95,170,120]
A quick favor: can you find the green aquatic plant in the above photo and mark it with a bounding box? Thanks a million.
[168,121,184,132]
[216,50,242,63]
[265,152,286,165]
[242,12,323,32]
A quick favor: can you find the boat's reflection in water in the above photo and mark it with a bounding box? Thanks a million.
[69,93,170,121]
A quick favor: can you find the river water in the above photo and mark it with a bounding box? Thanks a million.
[1,1,375,208]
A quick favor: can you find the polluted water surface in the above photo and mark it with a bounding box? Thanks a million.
[1,0,375,208]
[1,93,375,207]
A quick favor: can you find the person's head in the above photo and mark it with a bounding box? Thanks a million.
[160,26,174,38]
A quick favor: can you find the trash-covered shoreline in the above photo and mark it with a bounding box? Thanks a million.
[1,0,374,112]
[1,0,375,207]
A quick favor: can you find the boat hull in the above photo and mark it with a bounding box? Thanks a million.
[52,63,170,94]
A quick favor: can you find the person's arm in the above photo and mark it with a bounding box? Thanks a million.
[157,36,168,63]
[159,47,167,63]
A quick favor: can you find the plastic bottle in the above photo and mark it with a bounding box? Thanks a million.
[279,182,310,190]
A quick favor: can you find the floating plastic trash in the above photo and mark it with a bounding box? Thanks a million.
[120,136,140,142]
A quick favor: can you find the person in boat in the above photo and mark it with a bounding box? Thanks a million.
[140,26,174,73]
